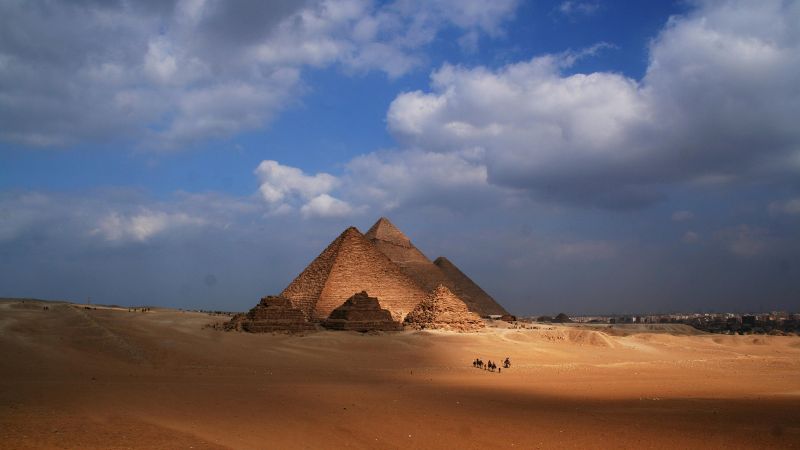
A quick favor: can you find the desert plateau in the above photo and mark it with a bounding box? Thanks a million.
[1,299,798,449]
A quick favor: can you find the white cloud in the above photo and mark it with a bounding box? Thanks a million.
[342,149,497,211]
[0,0,519,149]
[255,160,339,204]
[301,194,354,218]
[91,210,206,243]
[385,1,800,208]
[255,160,353,217]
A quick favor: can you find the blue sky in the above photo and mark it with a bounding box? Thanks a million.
[1,0,799,314]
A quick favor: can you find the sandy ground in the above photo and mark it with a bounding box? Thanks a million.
[1,299,798,449]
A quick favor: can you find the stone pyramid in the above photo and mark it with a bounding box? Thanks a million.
[322,291,402,332]
[404,285,485,332]
[433,256,508,316]
[366,217,508,317]
[365,217,452,291]
[280,227,427,321]
[226,296,315,333]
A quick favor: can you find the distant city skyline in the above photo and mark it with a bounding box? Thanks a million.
[1,1,799,315]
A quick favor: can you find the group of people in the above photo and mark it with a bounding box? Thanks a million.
[472,357,511,373]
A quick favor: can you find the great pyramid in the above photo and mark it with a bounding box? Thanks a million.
[321,291,402,332]
[404,285,485,332]
[365,217,508,317]
[280,227,427,321]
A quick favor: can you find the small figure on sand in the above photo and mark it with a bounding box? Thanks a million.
[503,357,511,369]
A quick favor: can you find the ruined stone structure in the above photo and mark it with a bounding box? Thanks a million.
[321,291,402,332]
[280,227,427,321]
[225,296,315,332]
[404,285,485,332]
[365,217,508,317]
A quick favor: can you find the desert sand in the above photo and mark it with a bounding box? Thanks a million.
[1,299,798,449]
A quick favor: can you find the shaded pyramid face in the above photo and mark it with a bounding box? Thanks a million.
[365,217,455,294]
[433,256,508,316]
[281,227,427,321]
[405,285,484,332]
[366,217,508,317]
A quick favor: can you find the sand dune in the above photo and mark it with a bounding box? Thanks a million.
[1,299,798,449]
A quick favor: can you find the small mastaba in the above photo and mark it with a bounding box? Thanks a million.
[321,291,402,332]
[226,296,315,333]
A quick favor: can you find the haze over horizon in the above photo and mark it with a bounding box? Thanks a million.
[1,0,799,315]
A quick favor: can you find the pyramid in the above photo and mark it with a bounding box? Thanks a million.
[322,291,402,332]
[225,296,315,333]
[366,217,508,317]
[365,217,453,292]
[404,285,485,332]
[433,256,508,316]
[280,227,427,321]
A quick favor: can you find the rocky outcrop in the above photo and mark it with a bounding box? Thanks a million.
[321,291,402,332]
[225,296,315,333]
[404,285,485,332]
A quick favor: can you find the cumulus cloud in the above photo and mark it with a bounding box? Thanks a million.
[300,194,354,218]
[0,0,518,149]
[386,1,800,209]
[255,160,353,218]
[0,189,246,248]
[91,210,206,243]
[342,149,498,211]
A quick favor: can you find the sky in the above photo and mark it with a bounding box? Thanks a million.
[1,0,799,315]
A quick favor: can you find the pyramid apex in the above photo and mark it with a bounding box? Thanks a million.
[341,226,362,236]
[365,217,411,246]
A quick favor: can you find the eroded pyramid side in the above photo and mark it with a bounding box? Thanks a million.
[433,256,508,316]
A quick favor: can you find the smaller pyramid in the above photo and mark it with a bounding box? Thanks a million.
[321,291,402,332]
[404,285,485,332]
[226,296,315,333]
[365,217,414,248]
